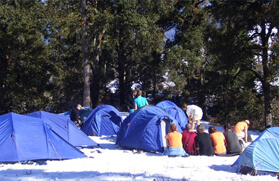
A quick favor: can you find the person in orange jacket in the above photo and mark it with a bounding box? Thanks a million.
[209,126,226,156]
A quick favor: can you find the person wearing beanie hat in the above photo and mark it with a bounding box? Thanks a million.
[234,120,250,143]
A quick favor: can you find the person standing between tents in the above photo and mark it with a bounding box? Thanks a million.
[171,91,181,107]
[194,125,214,156]
[126,90,137,113]
[70,103,82,128]
[182,123,197,155]
[165,124,189,157]
[234,120,250,143]
[208,126,227,156]
[183,104,203,131]
[223,123,243,154]
[134,90,149,111]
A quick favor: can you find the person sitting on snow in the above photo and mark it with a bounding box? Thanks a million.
[223,123,243,154]
[195,125,214,156]
[209,126,227,156]
[182,123,197,155]
[165,124,189,157]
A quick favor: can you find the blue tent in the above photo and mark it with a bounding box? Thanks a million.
[0,113,86,163]
[27,111,97,148]
[81,105,123,136]
[156,100,188,130]
[232,127,279,176]
[117,105,182,153]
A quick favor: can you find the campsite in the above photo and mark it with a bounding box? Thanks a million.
[1,1,279,180]
[0,104,278,181]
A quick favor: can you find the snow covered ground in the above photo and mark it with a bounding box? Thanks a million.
[0,120,277,181]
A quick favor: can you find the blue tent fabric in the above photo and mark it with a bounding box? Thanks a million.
[0,113,86,163]
[117,105,182,153]
[27,111,97,148]
[156,100,178,108]
[232,127,279,175]
[156,100,188,130]
[81,105,123,136]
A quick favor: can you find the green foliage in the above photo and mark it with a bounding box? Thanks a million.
[45,0,84,112]
[0,0,51,114]
[0,0,277,130]
[206,0,279,126]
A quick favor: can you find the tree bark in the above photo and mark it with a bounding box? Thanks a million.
[80,0,91,107]
[261,21,272,127]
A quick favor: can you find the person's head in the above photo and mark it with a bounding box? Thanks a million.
[169,124,177,132]
[138,90,143,96]
[132,90,137,96]
[77,104,82,110]
[224,123,231,130]
[181,103,188,111]
[208,126,217,134]
[186,123,192,131]
[197,125,205,134]
[244,120,250,126]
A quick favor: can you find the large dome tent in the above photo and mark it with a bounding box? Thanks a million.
[117,105,182,153]
[0,113,86,163]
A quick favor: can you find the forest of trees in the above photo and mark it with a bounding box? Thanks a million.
[0,0,278,130]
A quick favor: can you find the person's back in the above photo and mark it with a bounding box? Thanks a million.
[134,90,148,110]
[234,120,250,143]
[166,131,183,148]
[234,121,247,134]
[182,123,197,154]
[195,132,214,156]
[186,105,203,117]
[195,125,214,156]
[224,130,242,154]
[165,124,188,157]
[135,96,148,108]
[210,131,226,155]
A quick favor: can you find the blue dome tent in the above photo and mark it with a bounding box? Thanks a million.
[156,100,188,130]
[232,127,279,176]
[81,105,123,136]
[27,111,97,148]
[0,113,86,163]
[117,105,182,153]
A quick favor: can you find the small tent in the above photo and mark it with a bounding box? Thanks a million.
[27,111,97,148]
[117,105,182,153]
[232,127,279,176]
[156,100,188,130]
[0,113,86,163]
[81,104,123,136]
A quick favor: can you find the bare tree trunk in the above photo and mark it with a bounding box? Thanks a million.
[261,21,272,127]
[80,0,91,107]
